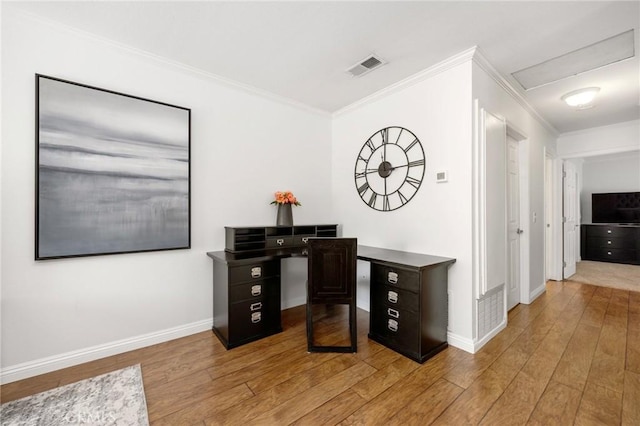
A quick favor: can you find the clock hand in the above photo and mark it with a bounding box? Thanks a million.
[388,164,409,171]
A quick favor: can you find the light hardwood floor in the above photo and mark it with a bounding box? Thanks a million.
[2,280,639,425]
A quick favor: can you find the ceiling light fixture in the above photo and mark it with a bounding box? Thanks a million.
[561,87,600,108]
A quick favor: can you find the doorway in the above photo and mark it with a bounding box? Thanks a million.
[545,153,554,281]
[563,160,579,279]
[506,135,521,310]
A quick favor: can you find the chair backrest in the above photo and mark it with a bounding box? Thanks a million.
[307,238,357,304]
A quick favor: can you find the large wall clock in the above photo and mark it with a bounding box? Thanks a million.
[354,126,425,211]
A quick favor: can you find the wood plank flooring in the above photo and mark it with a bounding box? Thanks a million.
[2,280,639,425]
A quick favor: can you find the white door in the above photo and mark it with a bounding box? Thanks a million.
[545,155,554,281]
[563,161,578,278]
[506,136,521,310]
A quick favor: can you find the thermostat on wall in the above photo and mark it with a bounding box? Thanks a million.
[436,170,448,183]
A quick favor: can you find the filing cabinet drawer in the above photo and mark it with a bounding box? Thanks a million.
[370,304,419,354]
[229,277,279,303]
[371,263,419,292]
[371,283,418,313]
[230,295,280,342]
[229,261,279,284]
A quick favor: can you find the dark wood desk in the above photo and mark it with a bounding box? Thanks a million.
[207,240,455,363]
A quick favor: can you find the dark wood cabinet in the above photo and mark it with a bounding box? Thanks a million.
[359,246,455,363]
[211,257,282,348]
[581,224,640,265]
[208,230,456,364]
[209,224,338,349]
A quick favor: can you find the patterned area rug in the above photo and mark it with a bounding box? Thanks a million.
[1,365,149,425]
[568,260,640,293]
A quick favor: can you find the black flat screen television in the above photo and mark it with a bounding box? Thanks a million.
[592,192,640,224]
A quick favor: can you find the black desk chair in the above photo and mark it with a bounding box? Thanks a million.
[306,237,357,353]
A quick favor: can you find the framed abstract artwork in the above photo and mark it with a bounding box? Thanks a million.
[35,74,191,260]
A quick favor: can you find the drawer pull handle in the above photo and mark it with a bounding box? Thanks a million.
[388,272,398,284]
[388,308,399,318]
[302,237,309,244]
[251,285,262,296]
[388,319,398,332]
[277,238,285,246]
[607,241,611,245]
[387,291,398,303]
[607,252,612,255]
[607,230,612,234]
[251,312,261,323]
[251,267,262,278]
[250,302,262,311]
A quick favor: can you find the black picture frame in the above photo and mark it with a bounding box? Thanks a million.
[35,74,191,260]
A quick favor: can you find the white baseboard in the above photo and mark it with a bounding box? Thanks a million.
[0,318,213,385]
[447,317,508,355]
[447,332,475,353]
[472,319,507,352]
[524,283,547,304]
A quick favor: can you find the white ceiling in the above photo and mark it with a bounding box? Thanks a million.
[8,1,640,134]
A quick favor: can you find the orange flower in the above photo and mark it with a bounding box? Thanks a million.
[270,190,301,206]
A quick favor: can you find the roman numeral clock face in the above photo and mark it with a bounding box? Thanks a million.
[354,126,425,211]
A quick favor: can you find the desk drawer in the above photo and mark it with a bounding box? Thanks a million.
[370,304,419,354]
[266,236,293,249]
[371,283,418,313]
[229,277,279,303]
[230,295,280,342]
[371,263,419,292]
[293,234,314,246]
[229,261,280,284]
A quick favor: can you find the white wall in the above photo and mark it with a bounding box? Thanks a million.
[1,8,333,382]
[331,50,559,352]
[0,7,565,379]
[332,57,475,345]
[471,58,558,309]
[580,152,640,223]
[557,120,640,224]
[557,120,640,158]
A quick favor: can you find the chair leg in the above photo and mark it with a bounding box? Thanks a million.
[349,302,357,352]
[306,302,313,352]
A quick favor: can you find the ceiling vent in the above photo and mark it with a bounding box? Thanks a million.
[347,54,386,77]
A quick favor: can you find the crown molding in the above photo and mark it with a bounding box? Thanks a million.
[7,6,331,118]
[471,48,559,137]
[333,47,478,118]
[558,118,640,138]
